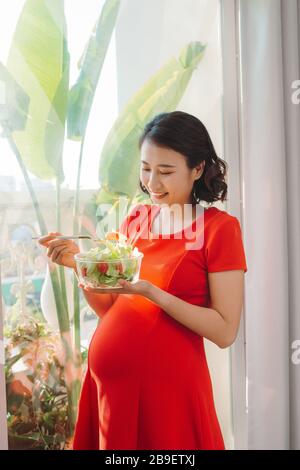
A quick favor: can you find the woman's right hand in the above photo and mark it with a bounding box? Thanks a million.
[38,232,80,270]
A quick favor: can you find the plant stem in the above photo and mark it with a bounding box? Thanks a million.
[56,179,70,327]
[56,174,78,434]
[72,137,85,358]
[7,135,47,234]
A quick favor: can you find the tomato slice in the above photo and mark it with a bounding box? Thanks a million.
[81,267,87,277]
[105,231,128,242]
[97,262,109,274]
[105,231,120,241]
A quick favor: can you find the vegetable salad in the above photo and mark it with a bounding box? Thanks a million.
[76,237,142,287]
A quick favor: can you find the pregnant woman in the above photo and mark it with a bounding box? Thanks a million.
[39,111,247,450]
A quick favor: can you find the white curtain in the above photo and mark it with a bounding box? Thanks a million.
[239,0,300,449]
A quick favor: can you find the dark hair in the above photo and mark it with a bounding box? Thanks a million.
[138,111,228,205]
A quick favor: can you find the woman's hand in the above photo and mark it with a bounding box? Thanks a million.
[78,279,153,298]
[38,232,80,269]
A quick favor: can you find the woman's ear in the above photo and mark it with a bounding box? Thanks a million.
[194,161,205,180]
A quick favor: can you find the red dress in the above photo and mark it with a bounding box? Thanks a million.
[72,204,247,450]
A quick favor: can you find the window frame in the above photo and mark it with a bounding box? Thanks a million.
[220,0,248,450]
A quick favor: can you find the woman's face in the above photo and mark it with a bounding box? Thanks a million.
[140,140,204,207]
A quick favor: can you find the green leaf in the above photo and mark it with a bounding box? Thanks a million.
[67,0,121,140]
[6,0,69,182]
[0,62,29,133]
[98,41,206,199]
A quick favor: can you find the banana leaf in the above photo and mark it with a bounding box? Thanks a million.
[6,0,69,183]
[67,0,121,140]
[98,41,206,200]
[0,62,29,133]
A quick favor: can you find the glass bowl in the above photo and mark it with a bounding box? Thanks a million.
[74,251,144,289]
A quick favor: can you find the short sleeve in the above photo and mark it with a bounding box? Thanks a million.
[205,215,248,273]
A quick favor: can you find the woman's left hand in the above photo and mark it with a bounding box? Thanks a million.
[78,279,153,297]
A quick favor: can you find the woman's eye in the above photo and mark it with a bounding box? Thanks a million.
[142,169,172,175]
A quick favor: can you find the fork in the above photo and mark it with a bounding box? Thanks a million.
[32,235,102,241]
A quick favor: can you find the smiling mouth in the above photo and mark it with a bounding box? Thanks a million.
[150,192,168,198]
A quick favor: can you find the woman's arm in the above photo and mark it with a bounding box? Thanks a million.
[38,233,119,318]
[79,269,244,347]
[82,290,117,319]
[146,270,245,349]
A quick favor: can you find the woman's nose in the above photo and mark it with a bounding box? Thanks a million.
[148,172,162,190]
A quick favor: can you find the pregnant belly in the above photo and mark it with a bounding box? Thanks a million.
[88,296,205,384]
[88,297,160,381]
